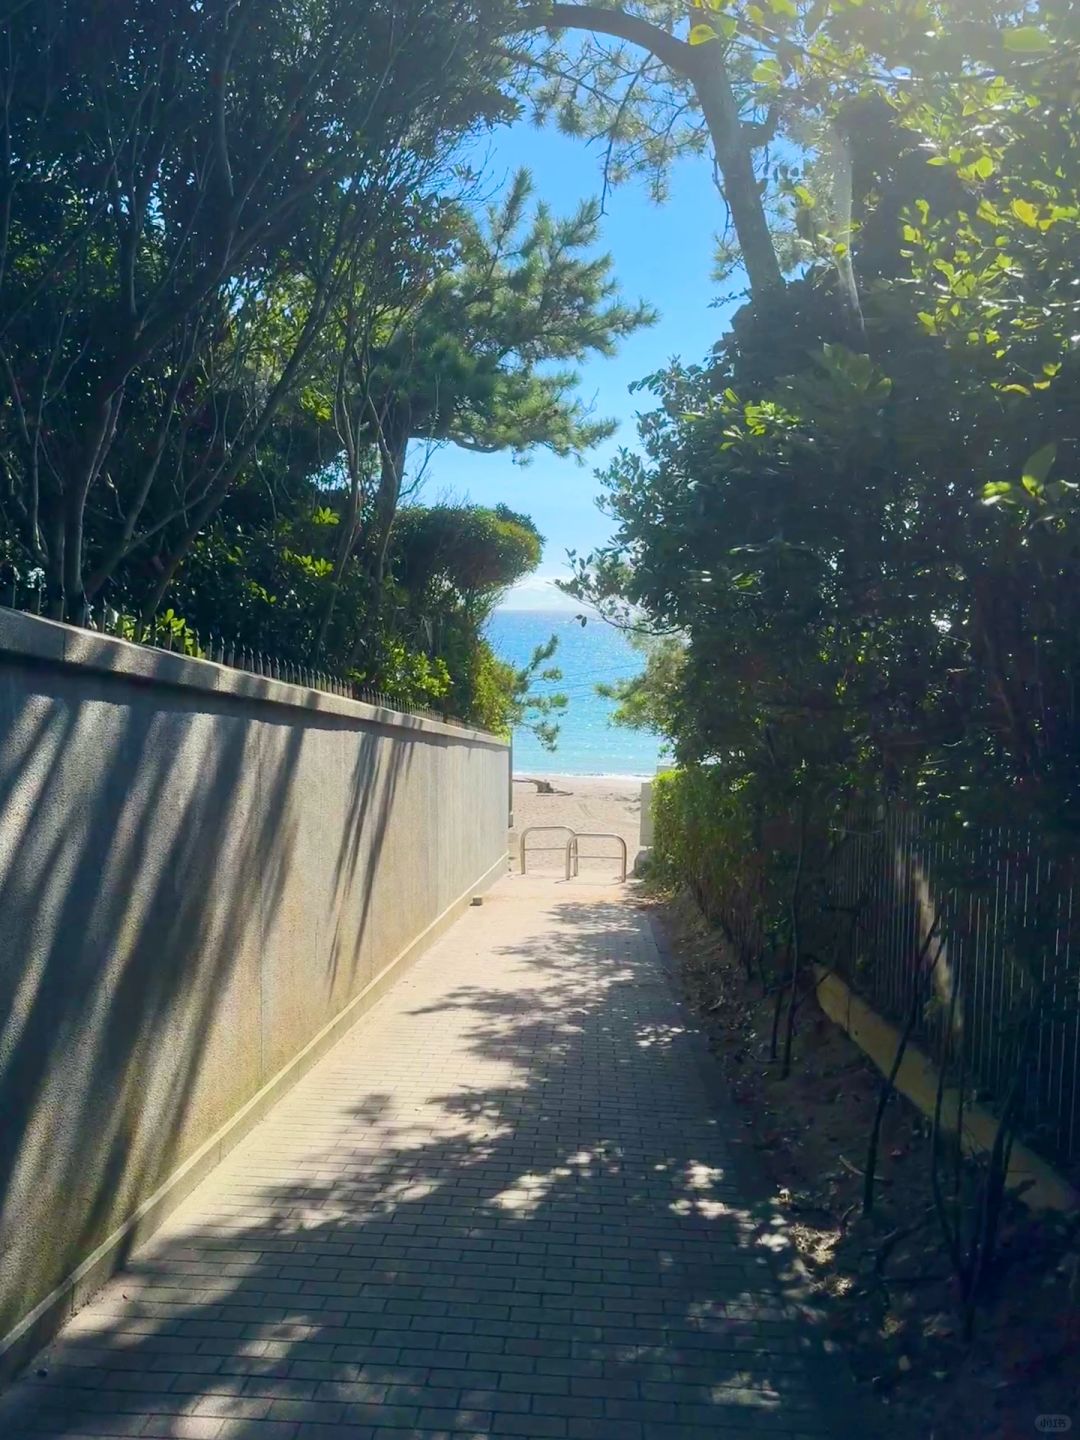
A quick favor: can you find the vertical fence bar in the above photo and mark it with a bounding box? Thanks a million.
[1062,879,1077,1161]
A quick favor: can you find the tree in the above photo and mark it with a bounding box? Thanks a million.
[514,2,785,296]
[392,503,568,741]
[332,169,654,595]
[597,632,684,742]
[298,167,652,657]
[511,0,1076,309]
[565,7,1080,832]
[0,0,517,620]
[159,482,560,726]
[394,503,545,619]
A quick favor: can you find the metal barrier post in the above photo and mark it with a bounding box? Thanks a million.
[519,825,576,874]
[562,833,627,883]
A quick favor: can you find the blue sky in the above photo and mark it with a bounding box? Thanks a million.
[416,119,742,610]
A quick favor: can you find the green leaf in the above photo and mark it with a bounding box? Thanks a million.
[752,57,782,83]
[982,481,1014,503]
[1011,197,1040,227]
[1003,26,1052,52]
[767,0,798,16]
[689,22,718,44]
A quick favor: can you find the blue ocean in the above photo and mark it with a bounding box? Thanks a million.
[486,609,665,776]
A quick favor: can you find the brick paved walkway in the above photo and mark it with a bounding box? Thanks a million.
[1,878,846,1440]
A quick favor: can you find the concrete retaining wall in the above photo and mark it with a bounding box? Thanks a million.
[639,780,654,848]
[0,611,509,1369]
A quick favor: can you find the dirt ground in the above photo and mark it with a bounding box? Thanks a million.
[651,887,1080,1440]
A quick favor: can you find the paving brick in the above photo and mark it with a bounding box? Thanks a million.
[457,1389,531,1415]
[215,1422,300,1440]
[138,1419,226,1440]
[0,879,848,1440]
[491,1414,568,1438]
[189,1395,273,1419]
[242,1379,319,1401]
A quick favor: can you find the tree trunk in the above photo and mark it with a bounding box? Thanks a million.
[311,497,362,662]
[690,47,783,298]
[61,390,123,623]
[63,495,87,626]
[372,426,409,587]
[43,503,65,620]
[531,7,784,298]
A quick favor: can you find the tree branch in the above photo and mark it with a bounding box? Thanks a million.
[520,4,693,77]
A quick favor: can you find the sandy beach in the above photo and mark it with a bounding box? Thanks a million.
[509,773,648,877]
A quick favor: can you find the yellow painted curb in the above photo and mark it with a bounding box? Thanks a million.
[813,964,1077,1214]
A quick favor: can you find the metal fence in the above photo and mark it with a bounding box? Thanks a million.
[0,583,467,729]
[821,808,1080,1175]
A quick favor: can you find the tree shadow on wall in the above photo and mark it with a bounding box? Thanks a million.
[0,663,415,1347]
[0,892,851,1438]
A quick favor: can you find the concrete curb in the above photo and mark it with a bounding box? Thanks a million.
[814,964,1076,1213]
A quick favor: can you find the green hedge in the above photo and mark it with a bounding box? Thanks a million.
[652,766,767,957]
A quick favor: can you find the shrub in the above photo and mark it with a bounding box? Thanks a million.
[652,766,767,976]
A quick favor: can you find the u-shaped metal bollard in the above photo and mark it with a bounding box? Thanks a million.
[518,824,576,874]
[564,833,628,883]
